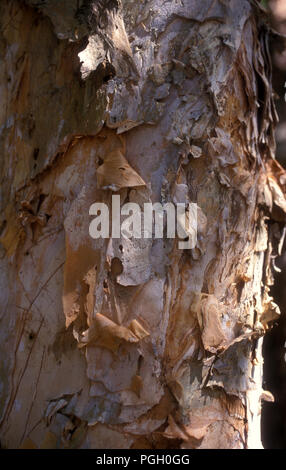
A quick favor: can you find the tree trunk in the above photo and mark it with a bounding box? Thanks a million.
[0,0,285,449]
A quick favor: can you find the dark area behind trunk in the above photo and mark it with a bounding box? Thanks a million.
[262,0,286,449]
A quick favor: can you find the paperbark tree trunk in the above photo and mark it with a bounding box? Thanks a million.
[0,0,285,449]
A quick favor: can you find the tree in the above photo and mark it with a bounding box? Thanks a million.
[0,0,285,449]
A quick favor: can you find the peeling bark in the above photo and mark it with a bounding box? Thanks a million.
[0,0,286,449]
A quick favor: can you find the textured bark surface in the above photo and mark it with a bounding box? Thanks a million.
[0,0,286,449]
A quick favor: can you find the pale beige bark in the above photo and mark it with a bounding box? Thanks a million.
[0,0,285,449]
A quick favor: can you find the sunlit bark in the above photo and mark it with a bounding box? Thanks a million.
[0,0,285,449]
